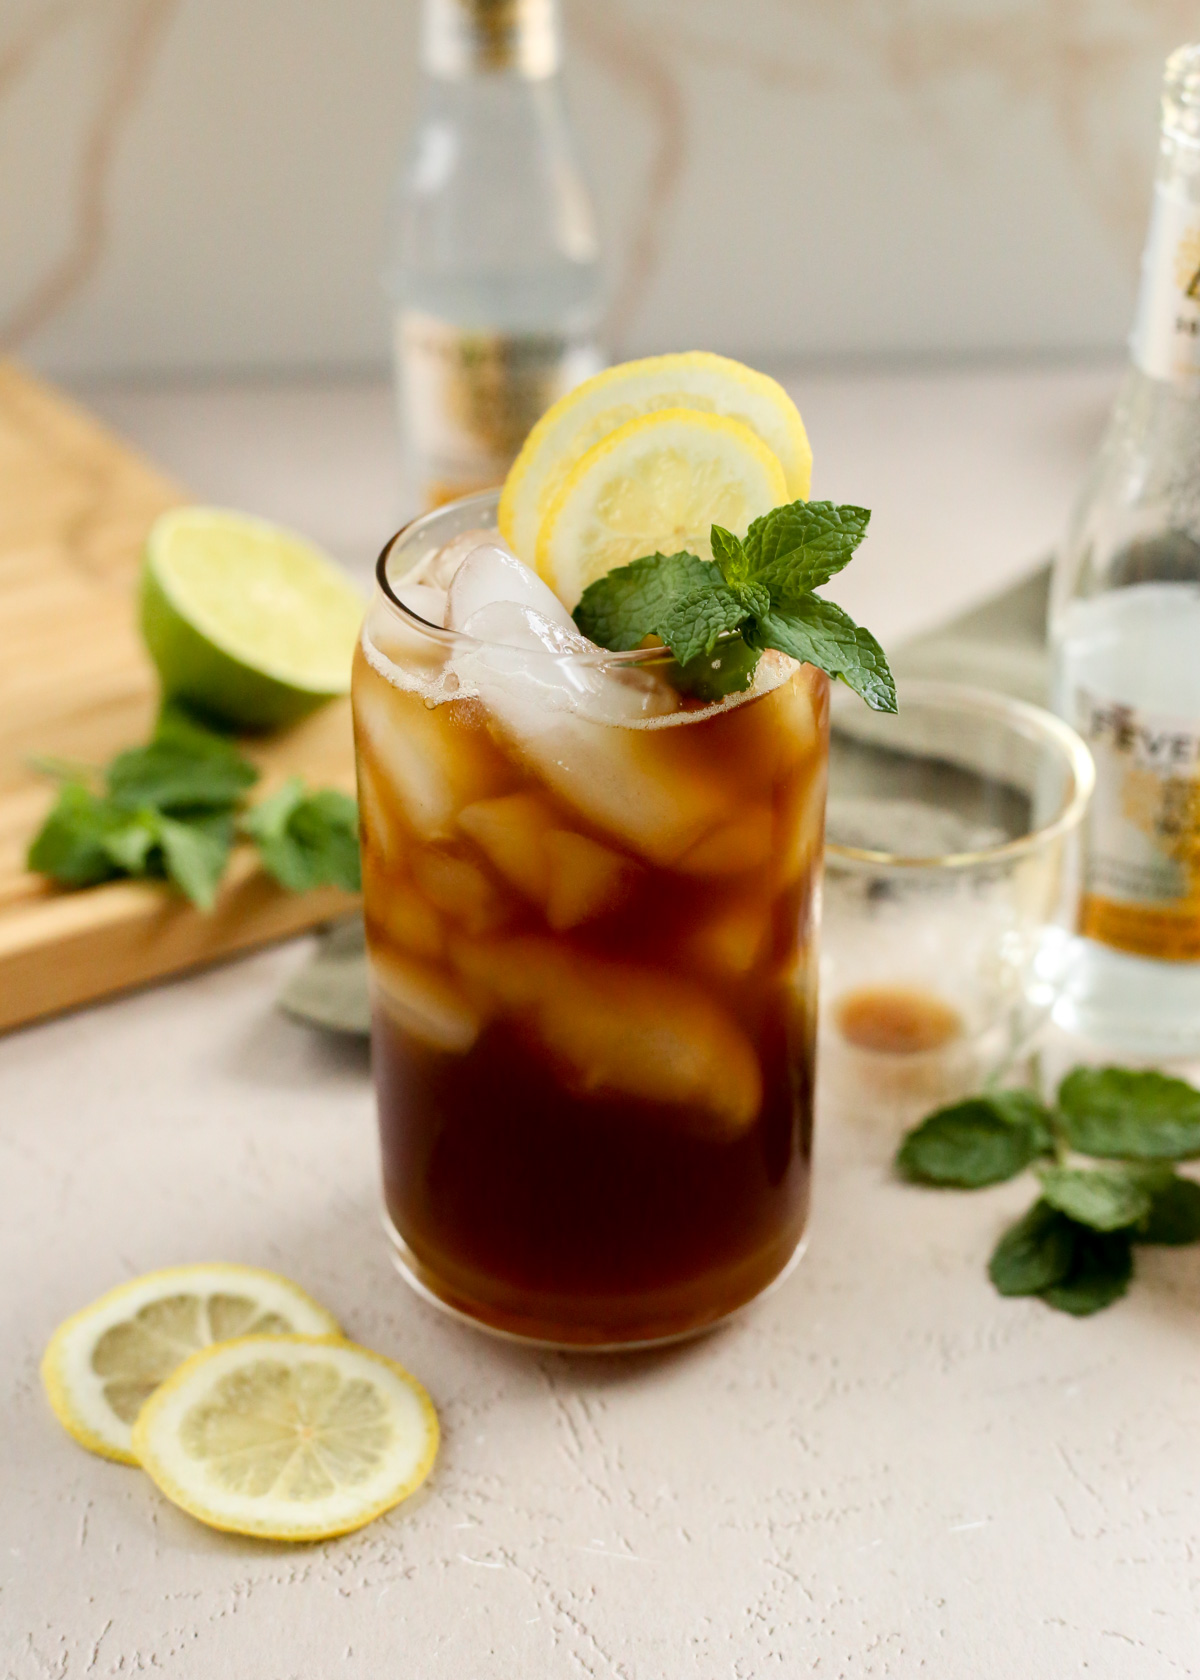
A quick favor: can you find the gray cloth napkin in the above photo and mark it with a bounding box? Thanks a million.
[280,563,1053,1036]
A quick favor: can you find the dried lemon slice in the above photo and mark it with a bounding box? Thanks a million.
[41,1264,341,1464]
[535,408,788,609]
[131,1335,438,1541]
[499,351,811,564]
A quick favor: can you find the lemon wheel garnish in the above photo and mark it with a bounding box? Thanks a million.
[131,1335,438,1541]
[534,408,788,609]
[41,1264,341,1464]
[499,351,811,564]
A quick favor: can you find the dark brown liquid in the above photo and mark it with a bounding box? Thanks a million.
[354,647,827,1345]
[834,985,963,1056]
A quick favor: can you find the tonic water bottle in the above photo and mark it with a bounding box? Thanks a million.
[1050,43,1200,1056]
[386,0,605,511]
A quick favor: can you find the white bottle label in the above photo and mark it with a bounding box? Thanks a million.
[1130,184,1200,383]
[1073,687,1200,961]
[397,310,603,509]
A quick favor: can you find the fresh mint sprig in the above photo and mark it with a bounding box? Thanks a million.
[897,1068,1200,1316]
[572,498,896,709]
[27,705,360,910]
[239,777,361,895]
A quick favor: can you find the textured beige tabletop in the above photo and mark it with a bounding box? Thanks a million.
[7,362,1199,1679]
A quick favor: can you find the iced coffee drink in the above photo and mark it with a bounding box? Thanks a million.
[352,354,891,1345]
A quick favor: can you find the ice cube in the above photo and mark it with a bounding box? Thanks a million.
[368,881,444,961]
[437,539,740,863]
[451,632,725,863]
[411,845,513,936]
[395,581,448,627]
[775,764,827,885]
[451,937,762,1139]
[371,948,481,1052]
[457,795,637,928]
[686,894,771,979]
[423,528,500,590]
[457,792,557,903]
[462,600,590,660]
[676,805,775,876]
[355,749,408,866]
[353,668,512,841]
[362,594,445,674]
[544,830,638,930]
[725,659,822,777]
[445,541,576,635]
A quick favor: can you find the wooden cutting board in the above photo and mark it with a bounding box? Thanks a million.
[0,362,359,1035]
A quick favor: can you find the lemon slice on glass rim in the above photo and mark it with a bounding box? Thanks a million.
[132,1334,439,1542]
[498,350,811,565]
[534,407,788,610]
[41,1263,341,1464]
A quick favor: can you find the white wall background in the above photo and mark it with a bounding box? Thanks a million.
[0,0,1195,378]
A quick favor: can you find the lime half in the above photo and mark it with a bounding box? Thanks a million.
[140,507,365,731]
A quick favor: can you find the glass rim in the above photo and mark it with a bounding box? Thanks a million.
[825,678,1095,872]
[374,490,694,673]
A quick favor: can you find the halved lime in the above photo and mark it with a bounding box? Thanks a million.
[140,507,365,731]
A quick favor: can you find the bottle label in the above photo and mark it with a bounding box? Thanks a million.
[1130,184,1200,383]
[397,311,602,509]
[1074,688,1200,961]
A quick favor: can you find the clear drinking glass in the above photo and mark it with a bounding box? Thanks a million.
[820,681,1094,1129]
[351,492,829,1348]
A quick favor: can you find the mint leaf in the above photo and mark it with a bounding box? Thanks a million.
[668,636,761,702]
[991,1202,1135,1312]
[655,586,749,665]
[1058,1066,1200,1161]
[573,551,721,651]
[1035,1165,1155,1232]
[242,779,361,893]
[733,580,770,617]
[242,776,305,843]
[156,812,231,910]
[743,500,871,597]
[571,500,893,710]
[749,598,897,713]
[710,524,746,583]
[1039,1227,1133,1316]
[290,790,361,892]
[27,784,126,886]
[101,810,160,874]
[107,725,258,812]
[986,1088,1057,1153]
[1134,1174,1200,1244]
[896,1096,1044,1188]
[989,1200,1076,1296]
[27,783,232,908]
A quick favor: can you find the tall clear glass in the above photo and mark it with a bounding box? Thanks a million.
[352,493,829,1348]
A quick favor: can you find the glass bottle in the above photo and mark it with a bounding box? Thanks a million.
[386,0,605,512]
[1050,43,1200,1056]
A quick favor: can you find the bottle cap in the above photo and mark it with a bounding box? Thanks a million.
[423,0,559,79]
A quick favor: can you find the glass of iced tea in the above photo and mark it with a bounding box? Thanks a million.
[352,491,829,1347]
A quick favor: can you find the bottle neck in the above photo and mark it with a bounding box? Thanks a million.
[421,0,560,80]
[1130,45,1200,385]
